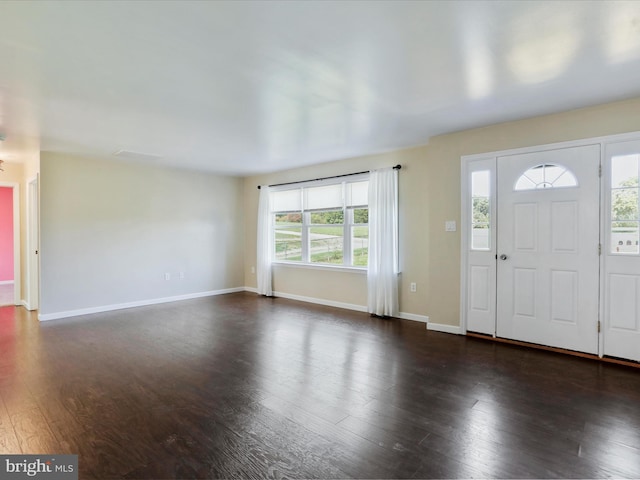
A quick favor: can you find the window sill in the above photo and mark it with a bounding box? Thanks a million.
[272,262,367,274]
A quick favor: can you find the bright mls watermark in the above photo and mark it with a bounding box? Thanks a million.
[1,455,77,480]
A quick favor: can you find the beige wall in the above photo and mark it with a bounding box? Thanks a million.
[40,152,244,316]
[244,96,640,326]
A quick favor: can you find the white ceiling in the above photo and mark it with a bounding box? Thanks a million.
[1,0,640,175]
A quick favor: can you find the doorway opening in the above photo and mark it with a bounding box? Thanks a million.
[462,132,640,363]
[0,182,20,307]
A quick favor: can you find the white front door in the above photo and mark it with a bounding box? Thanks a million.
[496,145,601,354]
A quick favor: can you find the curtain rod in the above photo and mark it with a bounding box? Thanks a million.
[257,164,401,189]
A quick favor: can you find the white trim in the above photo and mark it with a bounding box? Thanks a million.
[461,130,640,163]
[598,143,606,359]
[0,280,14,285]
[460,158,468,335]
[272,262,367,274]
[26,175,39,311]
[460,158,470,335]
[272,290,368,313]
[427,322,463,335]
[397,312,429,323]
[37,287,245,321]
[21,300,32,310]
[12,183,20,306]
[245,286,429,323]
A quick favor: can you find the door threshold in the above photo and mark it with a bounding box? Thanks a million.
[466,332,640,369]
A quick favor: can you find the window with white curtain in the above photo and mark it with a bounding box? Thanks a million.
[272,178,369,267]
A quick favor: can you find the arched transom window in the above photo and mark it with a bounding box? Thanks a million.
[514,163,578,191]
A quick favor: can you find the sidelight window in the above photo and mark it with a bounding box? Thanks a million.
[471,170,491,250]
[611,154,640,254]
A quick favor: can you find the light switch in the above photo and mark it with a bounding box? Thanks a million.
[445,220,457,232]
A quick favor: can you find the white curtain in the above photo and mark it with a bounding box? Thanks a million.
[256,186,273,296]
[367,167,399,316]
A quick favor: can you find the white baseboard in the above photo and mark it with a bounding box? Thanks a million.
[21,300,34,311]
[38,285,437,326]
[38,287,245,322]
[427,322,463,335]
[0,280,14,285]
[272,291,368,313]
[398,312,429,323]
[244,287,430,324]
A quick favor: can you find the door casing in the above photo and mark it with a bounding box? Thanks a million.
[26,175,39,311]
[461,132,640,359]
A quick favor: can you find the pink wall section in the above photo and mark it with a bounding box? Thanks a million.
[0,187,14,282]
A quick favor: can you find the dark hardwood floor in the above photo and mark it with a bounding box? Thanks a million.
[1,292,640,479]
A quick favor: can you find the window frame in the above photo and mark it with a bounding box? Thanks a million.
[513,163,578,191]
[609,152,640,255]
[271,175,369,270]
[470,170,492,251]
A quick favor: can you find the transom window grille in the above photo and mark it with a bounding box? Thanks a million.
[514,163,578,191]
[272,179,369,267]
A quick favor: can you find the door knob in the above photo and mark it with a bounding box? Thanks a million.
[499,254,508,260]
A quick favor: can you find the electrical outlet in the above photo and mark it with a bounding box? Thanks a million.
[179,272,185,280]
[251,266,255,274]
[410,282,417,292]
[164,273,171,281]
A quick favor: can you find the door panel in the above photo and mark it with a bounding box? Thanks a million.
[550,269,577,323]
[604,140,640,361]
[514,204,537,251]
[608,274,638,330]
[469,265,491,312]
[497,145,601,354]
[551,201,577,252]
[513,268,536,317]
